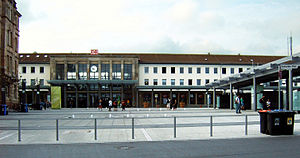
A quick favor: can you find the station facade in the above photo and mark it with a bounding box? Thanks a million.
[19,53,285,109]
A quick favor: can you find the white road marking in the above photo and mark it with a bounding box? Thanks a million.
[141,128,152,141]
[0,133,15,141]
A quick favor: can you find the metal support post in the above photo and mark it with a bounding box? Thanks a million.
[18,120,21,142]
[289,69,293,111]
[174,117,177,138]
[132,118,134,139]
[210,116,213,137]
[230,83,233,110]
[245,115,248,135]
[95,119,97,140]
[56,119,59,141]
[213,87,216,109]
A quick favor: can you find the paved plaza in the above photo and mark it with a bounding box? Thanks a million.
[1,108,300,144]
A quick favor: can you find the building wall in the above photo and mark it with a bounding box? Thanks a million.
[18,63,51,86]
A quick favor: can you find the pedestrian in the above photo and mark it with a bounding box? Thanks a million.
[235,94,241,114]
[108,99,112,111]
[240,97,245,110]
[113,100,118,111]
[266,99,271,110]
[98,99,103,111]
[121,100,126,111]
[172,99,177,110]
[259,96,267,110]
[167,98,171,109]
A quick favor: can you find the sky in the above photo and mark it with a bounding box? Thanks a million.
[16,0,300,55]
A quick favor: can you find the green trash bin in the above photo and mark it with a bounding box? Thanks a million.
[267,110,295,135]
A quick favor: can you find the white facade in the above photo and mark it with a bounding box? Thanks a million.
[18,63,50,87]
[139,64,252,86]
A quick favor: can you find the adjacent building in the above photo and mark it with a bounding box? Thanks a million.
[0,0,21,109]
[19,52,284,109]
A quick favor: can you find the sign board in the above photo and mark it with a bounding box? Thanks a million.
[281,65,299,70]
[287,117,293,125]
[51,86,61,109]
[91,49,98,55]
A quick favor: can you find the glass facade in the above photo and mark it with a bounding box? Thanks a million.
[101,64,110,80]
[90,64,98,80]
[78,64,87,80]
[56,64,64,80]
[67,64,76,80]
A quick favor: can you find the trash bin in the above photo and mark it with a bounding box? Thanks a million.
[258,110,271,134]
[0,104,7,115]
[267,110,295,135]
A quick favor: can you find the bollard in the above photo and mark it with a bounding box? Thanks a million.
[132,118,134,139]
[174,117,176,138]
[56,119,59,141]
[18,120,21,142]
[210,116,213,137]
[245,115,248,135]
[95,119,97,140]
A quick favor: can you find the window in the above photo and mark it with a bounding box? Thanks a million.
[56,64,64,80]
[40,67,44,73]
[222,68,226,74]
[153,67,158,74]
[162,79,166,85]
[205,79,210,84]
[188,67,192,74]
[231,68,235,74]
[180,79,184,85]
[214,68,218,74]
[78,64,87,80]
[197,79,201,85]
[153,79,158,85]
[162,67,166,74]
[101,64,110,80]
[180,67,184,74]
[247,68,250,70]
[112,64,121,80]
[171,79,175,85]
[22,67,26,73]
[90,64,99,80]
[188,79,192,85]
[31,67,35,73]
[171,67,175,74]
[31,79,35,86]
[67,64,76,80]
[239,68,243,73]
[205,67,209,74]
[39,79,44,86]
[144,67,149,74]
[197,67,201,74]
[22,79,26,84]
[124,64,132,80]
[144,79,149,85]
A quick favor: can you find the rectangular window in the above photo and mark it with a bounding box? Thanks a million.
[171,79,175,85]
[22,67,26,73]
[180,79,184,85]
[239,68,243,73]
[40,67,44,73]
[144,79,149,85]
[56,64,64,80]
[124,64,132,80]
[197,79,201,85]
[231,68,235,74]
[162,67,166,74]
[144,67,149,74]
[78,64,87,80]
[205,79,210,84]
[31,67,35,73]
[188,67,192,74]
[153,67,158,74]
[31,79,35,86]
[197,67,201,74]
[171,67,175,74]
[67,64,76,80]
[205,67,209,74]
[90,64,99,80]
[22,79,26,84]
[222,68,226,74]
[153,79,158,85]
[214,68,218,74]
[39,79,44,86]
[101,64,110,80]
[162,79,166,85]
[112,64,121,80]
[180,67,184,74]
[188,79,192,85]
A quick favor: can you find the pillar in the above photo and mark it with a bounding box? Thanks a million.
[230,83,233,110]
[188,89,191,106]
[75,84,78,108]
[213,87,216,109]
[64,84,67,108]
[151,89,154,108]
[87,84,90,108]
[289,69,293,111]
[252,76,257,111]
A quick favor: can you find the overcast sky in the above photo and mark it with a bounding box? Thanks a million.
[16,0,300,55]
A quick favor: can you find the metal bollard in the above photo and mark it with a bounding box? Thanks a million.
[245,115,248,135]
[210,116,213,137]
[174,117,176,138]
[56,119,59,141]
[18,120,21,142]
[132,118,134,139]
[95,119,97,140]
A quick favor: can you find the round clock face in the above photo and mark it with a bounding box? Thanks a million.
[91,65,97,72]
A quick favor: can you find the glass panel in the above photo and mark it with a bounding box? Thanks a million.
[56,64,64,80]
[112,64,121,80]
[101,64,110,80]
[67,64,76,80]
[90,64,99,80]
[124,64,132,80]
[78,64,87,80]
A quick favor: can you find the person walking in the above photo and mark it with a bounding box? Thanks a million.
[121,100,126,111]
[167,98,171,110]
[108,99,112,111]
[98,99,103,111]
[235,94,241,114]
[240,97,245,110]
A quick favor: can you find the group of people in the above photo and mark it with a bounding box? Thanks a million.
[259,95,272,110]
[166,98,178,110]
[235,94,273,114]
[98,99,129,111]
[235,94,245,114]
